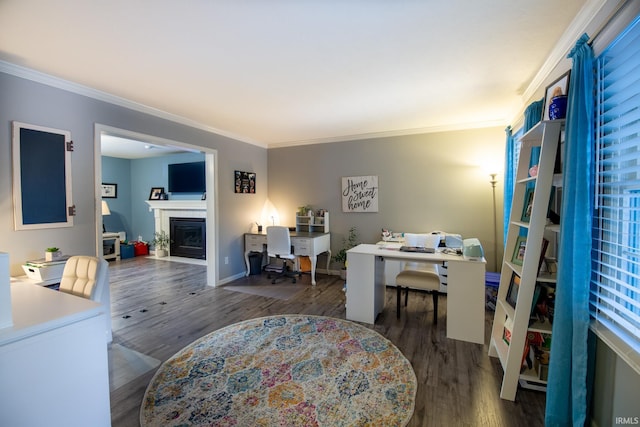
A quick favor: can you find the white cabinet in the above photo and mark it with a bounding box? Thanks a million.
[0,283,111,426]
[103,232,121,261]
[488,119,563,400]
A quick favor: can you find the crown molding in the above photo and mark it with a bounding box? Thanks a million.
[521,0,608,104]
[268,119,507,149]
[0,60,267,148]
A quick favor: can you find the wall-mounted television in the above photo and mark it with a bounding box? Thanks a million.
[168,161,205,193]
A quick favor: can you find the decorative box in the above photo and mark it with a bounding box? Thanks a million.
[121,244,135,259]
[133,241,149,256]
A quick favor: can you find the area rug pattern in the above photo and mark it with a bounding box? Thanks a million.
[141,315,416,426]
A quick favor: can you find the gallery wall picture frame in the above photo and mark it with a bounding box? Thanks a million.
[506,272,521,308]
[101,183,117,198]
[543,70,571,121]
[521,187,534,222]
[149,187,165,200]
[511,236,527,266]
[235,171,256,194]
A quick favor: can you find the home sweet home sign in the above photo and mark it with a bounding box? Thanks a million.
[341,176,378,212]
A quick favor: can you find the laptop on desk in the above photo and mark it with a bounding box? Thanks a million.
[399,246,435,253]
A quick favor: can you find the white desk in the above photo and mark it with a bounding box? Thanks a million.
[346,243,486,344]
[0,283,111,426]
[244,231,331,286]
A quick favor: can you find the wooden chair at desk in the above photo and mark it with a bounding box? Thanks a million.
[395,233,441,323]
[264,226,299,284]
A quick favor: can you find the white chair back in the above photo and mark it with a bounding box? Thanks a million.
[404,233,440,249]
[59,256,112,343]
[403,233,440,273]
[267,226,292,257]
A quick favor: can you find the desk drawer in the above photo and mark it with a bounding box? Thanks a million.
[246,243,264,252]
[245,234,266,252]
[293,239,312,256]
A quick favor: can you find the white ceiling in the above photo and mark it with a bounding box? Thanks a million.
[0,0,595,150]
[100,134,189,159]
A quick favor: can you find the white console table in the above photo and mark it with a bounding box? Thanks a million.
[244,231,331,286]
[346,244,486,344]
[0,282,111,426]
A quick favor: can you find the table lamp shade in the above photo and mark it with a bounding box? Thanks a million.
[101,201,111,233]
[102,201,111,216]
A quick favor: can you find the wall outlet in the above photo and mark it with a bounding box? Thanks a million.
[224,256,228,265]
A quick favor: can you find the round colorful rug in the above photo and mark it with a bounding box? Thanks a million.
[141,315,416,426]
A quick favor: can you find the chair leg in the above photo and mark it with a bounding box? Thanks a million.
[404,287,409,307]
[396,286,401,319]
[432,291,438,324]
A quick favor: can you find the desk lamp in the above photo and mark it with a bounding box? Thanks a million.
[101,201,111,233]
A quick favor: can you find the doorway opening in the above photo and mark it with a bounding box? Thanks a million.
[94,124,218,286]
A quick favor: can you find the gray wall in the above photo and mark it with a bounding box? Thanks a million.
[268,127,506,272]
[591,335,640,425]
[0,71,267,280]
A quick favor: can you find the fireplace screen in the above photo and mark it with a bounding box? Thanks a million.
[169,217,206,259]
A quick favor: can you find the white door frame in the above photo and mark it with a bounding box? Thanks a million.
[94,124,218,286]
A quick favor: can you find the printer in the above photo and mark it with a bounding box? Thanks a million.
[462,238,484,261]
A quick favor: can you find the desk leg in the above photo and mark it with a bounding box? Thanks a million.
[114,237,121,261]
[446,260,485,344]
[346,252,385,324]
[244,250,251,277]
[309,255,317,286]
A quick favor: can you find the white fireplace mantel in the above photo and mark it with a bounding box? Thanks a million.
[146,200,206,212]
[145,201,207,246]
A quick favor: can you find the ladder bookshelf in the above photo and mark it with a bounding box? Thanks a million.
[488,119,563,401]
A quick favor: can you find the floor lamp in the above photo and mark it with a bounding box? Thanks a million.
[489,173,498,272]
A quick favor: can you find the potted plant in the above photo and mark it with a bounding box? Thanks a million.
[45,247,62,262]
[297,205,312,216]
[332,226,358,280]
[151,231,170,257]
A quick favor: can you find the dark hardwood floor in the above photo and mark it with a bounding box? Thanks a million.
[108,257,546,426]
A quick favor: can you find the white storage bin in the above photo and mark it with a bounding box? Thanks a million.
[22,261,66,282]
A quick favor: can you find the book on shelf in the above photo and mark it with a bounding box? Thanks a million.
[538,238,549,274]
[529,283,556,326]
[523,331,551,380]
[503,317,513,345]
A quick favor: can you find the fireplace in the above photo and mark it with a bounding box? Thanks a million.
[170,217,206,259]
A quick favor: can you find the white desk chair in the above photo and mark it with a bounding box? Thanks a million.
[264,226,299,284]
[396,233,441,322]
[59,255,112,343]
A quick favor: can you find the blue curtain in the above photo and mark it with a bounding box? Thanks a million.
[524,99,544,132]
[503,126,514,246]
[545,33,595,427]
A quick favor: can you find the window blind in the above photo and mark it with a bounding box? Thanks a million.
[591,15,640,357]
